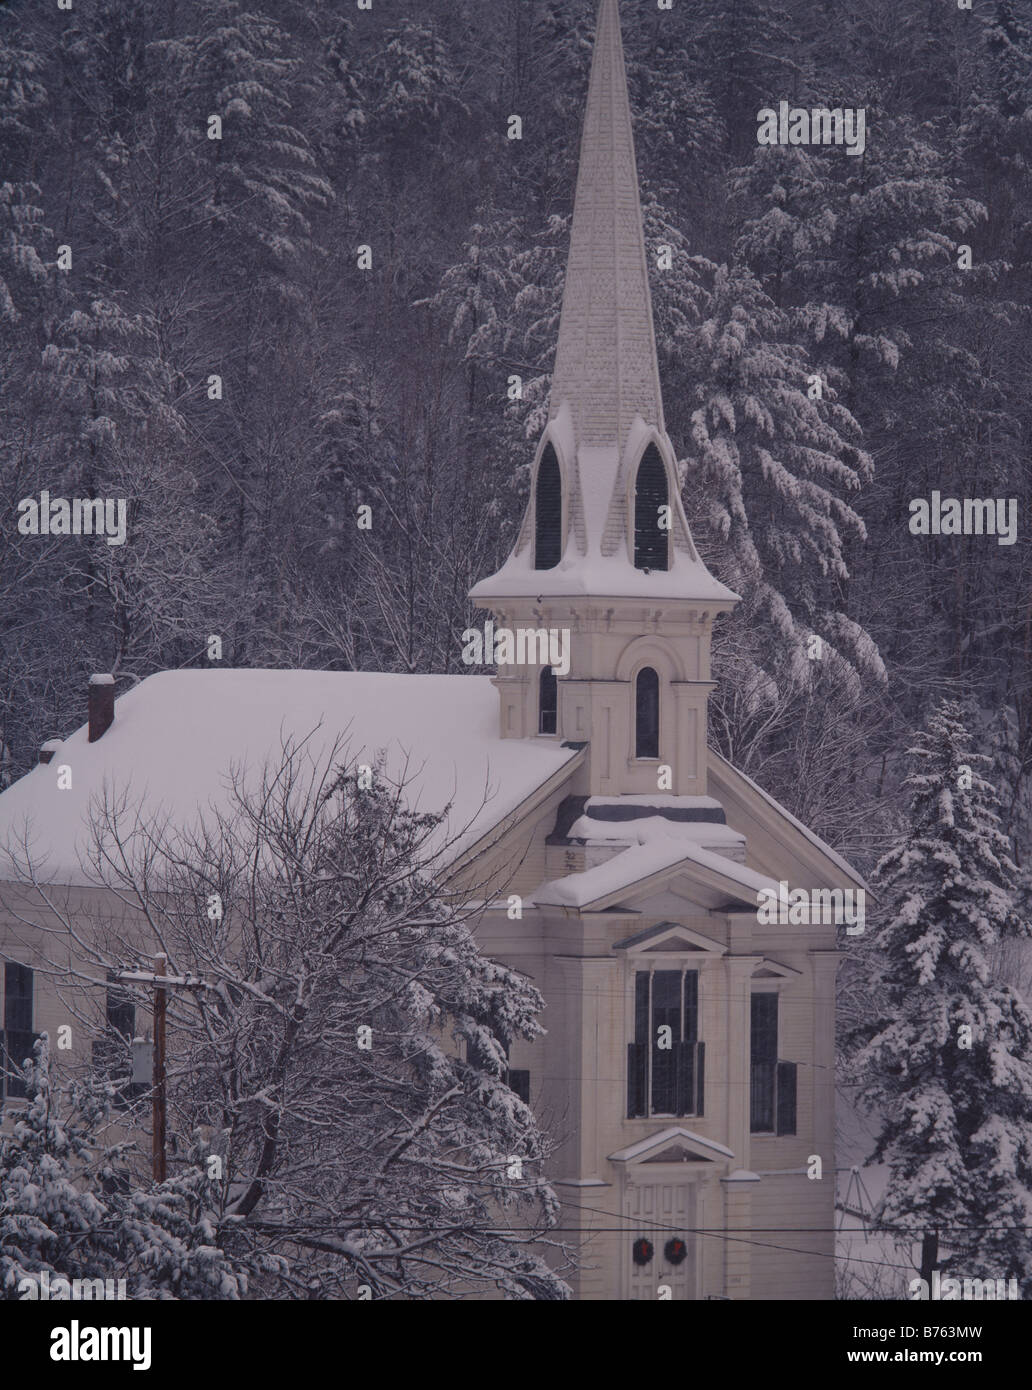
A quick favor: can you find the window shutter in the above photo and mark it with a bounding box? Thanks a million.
[776,1061,797,1136]
[674,1040,694,1116]
[683,971,698,1040]
[534,445,562,570]
[633,445,669,571]
[750,1060,775,1133]
[695,1041,705,1116]
[634,971,649,1044]
[627,1042,648,1117]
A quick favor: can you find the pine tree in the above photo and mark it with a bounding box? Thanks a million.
[854,701,1032,1286]
[1,1037,251,1300]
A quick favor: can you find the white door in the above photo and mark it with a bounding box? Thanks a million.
[625,1179,697,1300]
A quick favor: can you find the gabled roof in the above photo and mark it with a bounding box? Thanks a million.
[608,1127,734,1165]
[0,671,580,887]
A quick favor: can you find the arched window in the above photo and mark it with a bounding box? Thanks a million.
[534,445,562,570]
[633,445,670,571]
[539,666,558,735]
[635,667,659,758]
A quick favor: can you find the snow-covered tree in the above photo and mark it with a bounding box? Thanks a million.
[1,1036,252,1300]
[853,700,1032,1286]
[15,740,570,1300]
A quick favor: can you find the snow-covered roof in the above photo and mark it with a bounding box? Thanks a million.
[0,671,579,886]
[534,811,780,910]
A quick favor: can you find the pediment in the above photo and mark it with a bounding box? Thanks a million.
[614,921,725,956]
[609,1126,734,1167]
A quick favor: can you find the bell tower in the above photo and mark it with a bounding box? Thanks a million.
[469,0,737,799]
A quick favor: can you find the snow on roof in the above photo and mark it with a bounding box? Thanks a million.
[534,818,779,909]
[568,813,745,850]
[0,670,579,886]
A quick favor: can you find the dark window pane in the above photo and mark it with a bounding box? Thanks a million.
[4,963,33,1033]
[507,1069,531,1104]
[106,974,135,1041]
[776,1061,797,1136]
[539,666,557,735]
[633,445,669,571]
[695,1040,705,1116]
[683,971,698,1041]
[534,445,562,569]
[635,667,659,759]
[4,1030,40,1101]
[751,992,778,1062]
[750,994,778,1131]
[651,970,680,1113]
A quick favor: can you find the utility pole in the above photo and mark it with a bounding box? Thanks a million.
[152,953,167,1184]
[919,1228,939,1288]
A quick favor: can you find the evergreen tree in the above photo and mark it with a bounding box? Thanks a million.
[1,1037,252,1300]
[854,701,1032,1285]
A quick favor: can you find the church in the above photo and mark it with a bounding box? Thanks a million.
[0,0,863,1300]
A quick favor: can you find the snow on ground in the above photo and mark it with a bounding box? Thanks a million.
[0,670,579,885]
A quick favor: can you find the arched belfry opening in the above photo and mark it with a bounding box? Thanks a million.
[633,445,669,571]
[635,667,660,758]
[535,445,562,570]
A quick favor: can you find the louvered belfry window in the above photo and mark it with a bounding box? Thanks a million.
[635,667,660,759]
[633,445,669,571]
[534,445,562,569]
[539,666,558,735]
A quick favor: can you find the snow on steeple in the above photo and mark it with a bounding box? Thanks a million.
[549,0,664,451]
[470,0,736,606]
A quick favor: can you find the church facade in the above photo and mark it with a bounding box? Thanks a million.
[0,0,863,1300]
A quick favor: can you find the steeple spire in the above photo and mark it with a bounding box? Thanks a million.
[549,0,664,451]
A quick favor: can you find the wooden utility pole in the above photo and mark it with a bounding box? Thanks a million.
[153,953,167,1183]
[919,1228,939,1288]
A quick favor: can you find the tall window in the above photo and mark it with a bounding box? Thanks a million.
[534,445,562,570]
[539,666,558,735]
[635,667,659,758]
[92,971,140,1110]
[633,445,669,571]
[628,969,704,1118]
[3,962,36,1101]
[750,992,797,1135]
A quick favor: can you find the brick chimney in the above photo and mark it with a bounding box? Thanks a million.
[88,674,116,743]
[38,739,62,765]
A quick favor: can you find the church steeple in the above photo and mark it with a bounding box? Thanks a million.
[550,0,664,452]
[470,0,737,798]
[472,0,734,605]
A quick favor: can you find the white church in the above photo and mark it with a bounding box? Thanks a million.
[0,0,864,1299]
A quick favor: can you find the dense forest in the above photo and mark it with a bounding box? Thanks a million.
[1,0,1030,883]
